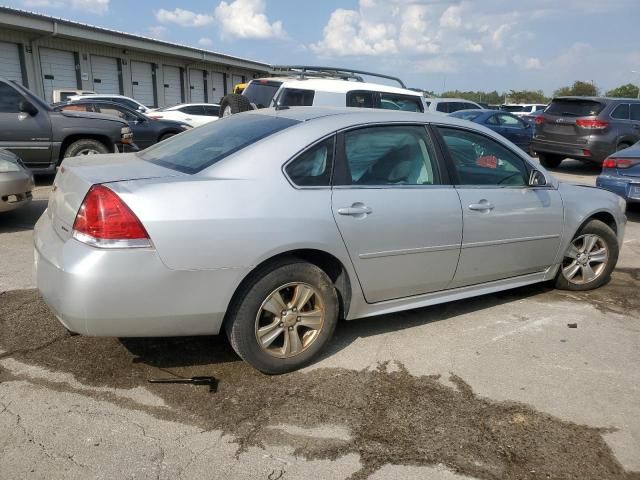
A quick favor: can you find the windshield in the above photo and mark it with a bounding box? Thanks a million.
[243,80,282,108]
[545,99,605,116]
[139,113,299,174]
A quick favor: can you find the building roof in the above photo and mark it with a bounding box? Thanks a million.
[0,6,270,71]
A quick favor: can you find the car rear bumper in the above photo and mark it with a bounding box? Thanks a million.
[596,174,640,203]
[34,212,244,337]
[531,138,611,163]
[0,170,34,212]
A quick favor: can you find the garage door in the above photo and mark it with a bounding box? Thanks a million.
[91,55,120,94]
[0,42,23,84]
[131,61,155,107]
[163,65,182,106]
[189,69,205,103]
[40,47,77,102]
[210,72,225,103]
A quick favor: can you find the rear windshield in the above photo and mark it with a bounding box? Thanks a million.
[545,99,605,117]
[139,113,299,174]
[450,110,482,121]
[243,80,282,108]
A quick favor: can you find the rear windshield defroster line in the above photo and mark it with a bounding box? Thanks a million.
[138,114,300,174]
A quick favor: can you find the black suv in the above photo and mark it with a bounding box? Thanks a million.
[532,97,640,168]
[0,79,133,173]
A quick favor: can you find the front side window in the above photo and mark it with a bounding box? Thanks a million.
[277,88,315,107]
[0,83,25,113]
[611,104,630,120]
[95,106,128,120]
[338,125,439,186]
[379,93,423,112]
[139,113,300,174]
[61,104,90,112]
[437,127,529,186]
[285,137,334,187]
[203,105,220,116]
[180,106,205,115]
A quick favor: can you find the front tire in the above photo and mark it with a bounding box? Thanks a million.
[63,139,109,158]
[225,260,339,374]
[538,152,563,169]
[218,94,252,118]
[555,219,618,291]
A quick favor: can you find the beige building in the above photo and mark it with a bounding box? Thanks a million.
[0,6,270,106]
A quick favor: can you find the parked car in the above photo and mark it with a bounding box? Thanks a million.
[500,104,547,117]
[148,103,220,128]
[218,66,425,117]
[531,97,640,168]
[596,142,640,204]
[67,93,150,113]
[0,79,133,173]
[521,108,546,124]
[54,100,190,149]
[0,149,33,213]
[425,98,483,114]
[449,109,533,153]
[34,108,626,374]
[52,88,96,103]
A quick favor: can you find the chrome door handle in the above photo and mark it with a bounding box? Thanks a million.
[338,205,372,216]
[468,201,494,212]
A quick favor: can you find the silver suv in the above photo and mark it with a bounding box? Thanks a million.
[532,97,640,168]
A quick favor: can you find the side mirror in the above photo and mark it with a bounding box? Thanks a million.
[19,100,38,116]
[529,170,547,186]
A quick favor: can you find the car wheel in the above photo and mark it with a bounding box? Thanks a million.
[218,94,252,118]
[555,219,618,291]
[225,260,339,374]
[538,153,563,169]
[159,133,176,142]
[63,139,109,158]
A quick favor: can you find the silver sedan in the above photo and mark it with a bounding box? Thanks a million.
[34,108,626,373]
[0,149,34,213]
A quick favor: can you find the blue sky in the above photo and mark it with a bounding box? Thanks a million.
[6,0,640,94]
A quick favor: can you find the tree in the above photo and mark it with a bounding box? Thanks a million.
[553,80,599,97]
[505,89,548,104]
[606,83,639,99]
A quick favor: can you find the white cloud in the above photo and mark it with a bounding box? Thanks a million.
[147,25,166,38]
[23,0,109,14]
[156,8,214,27]
[513,55,542,70]
[198,37,213,47]
[439,5,461,29]
[214,0,286,39]
[417,57,457,74]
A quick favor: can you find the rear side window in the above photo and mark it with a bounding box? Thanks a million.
[379,93,423,112]
[243,80,282,108]
[277,88,315,107]
[347,91,375,108]
[545,99,604,116]
[203,105,219,116]
[140,114,299,174]
[631,104,640,121]
[285,136,334,187]
[180,106,205,115]
[611,104,630,120]
[436,102,451,113]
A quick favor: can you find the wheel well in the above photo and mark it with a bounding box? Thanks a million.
[225,249,352,325]
[59,134,112,161]
[158,131,180,142]
[582,211,617,235]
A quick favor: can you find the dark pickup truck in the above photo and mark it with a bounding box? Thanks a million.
[0,79,134,173]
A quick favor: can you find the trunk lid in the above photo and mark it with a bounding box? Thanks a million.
[47,153,182,239]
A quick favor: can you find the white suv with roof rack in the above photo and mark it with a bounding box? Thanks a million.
[218,66,426,117]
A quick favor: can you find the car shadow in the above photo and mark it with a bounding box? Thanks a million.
[0,198,48,233]
[120,282,553,371]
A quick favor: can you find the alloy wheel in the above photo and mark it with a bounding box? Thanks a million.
[561,234,609,285]
[255,282,325,359]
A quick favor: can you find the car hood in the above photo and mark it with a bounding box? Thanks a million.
[59,110,127,124]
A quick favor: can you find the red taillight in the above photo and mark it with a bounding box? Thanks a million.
[575,118,609,130]
[73,185,151,247]
[604,158,639,169]
[534,116,544,125]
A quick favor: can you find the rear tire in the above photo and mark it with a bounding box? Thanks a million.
[555,219,618,291]
[538,152,563,169]
[225,260,339,374]
[63,139,109,159]
[219,94,252,118]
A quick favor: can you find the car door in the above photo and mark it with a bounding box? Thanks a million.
[631,103,640,142]
[331,124,463,303]
[435,126,563,288]
[496,113,532,151]
[610,103,635,146]
[0,82,52,167]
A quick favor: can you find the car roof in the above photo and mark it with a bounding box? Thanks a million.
[258,77,422,97]
[165,103,220,109]
[427,98,481,104]
[552,96,640,103]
